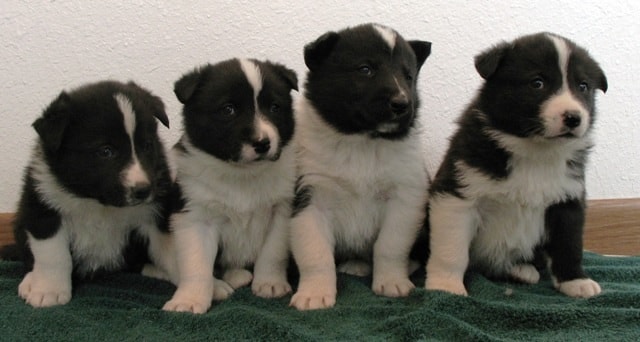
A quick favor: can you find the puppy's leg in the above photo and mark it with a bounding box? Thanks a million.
[162,213,217,314]
[252,202,292,298]
[337,260,371,277]
[509,263,540,284]
[19,231,72,307]
[143,227,179,285]
[290,205,336,310]
[425,195,475,296]
[372,187,425,297]
[223,269,253,289]
[545,199,601,298]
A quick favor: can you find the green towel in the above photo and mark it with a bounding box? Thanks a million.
[1,252,638,341]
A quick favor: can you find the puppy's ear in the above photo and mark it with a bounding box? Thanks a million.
[595,67,608,93]
[126,81,170,128]
[409,40,432,71]
[304,32,340,71]
[174,67,204,104]
[33,91,72,153]
[273,64,299,92]
[475,42,510,80]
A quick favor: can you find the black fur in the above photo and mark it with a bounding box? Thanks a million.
[303,23,431,140]
[175,58,298,162]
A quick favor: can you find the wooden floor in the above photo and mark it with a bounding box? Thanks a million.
[0,198,638,256]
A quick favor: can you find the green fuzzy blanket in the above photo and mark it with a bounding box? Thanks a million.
[1,253,639,341]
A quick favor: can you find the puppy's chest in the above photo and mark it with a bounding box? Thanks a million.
[61,204,156,274]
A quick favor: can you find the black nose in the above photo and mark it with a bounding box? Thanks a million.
[389,94,410,117]
[131,183,151,201]
[563,111,582,129]
[253,138,271,154]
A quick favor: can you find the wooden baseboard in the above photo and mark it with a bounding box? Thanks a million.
[0,199,638,255]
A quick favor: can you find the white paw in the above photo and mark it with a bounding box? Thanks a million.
[337,260,372,277]
[425,276,468,296]
[18,271,72,307]
[372,275,415,297]
[289,278,336,311]
[557,278,601,298]
[222,268,253,289]
[212,277,235,301]
[252,275,292,298]
[509,264,540,284]
[141,264,171,282]
[163,280,213,314]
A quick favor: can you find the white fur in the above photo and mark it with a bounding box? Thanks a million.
[163,136,295,314]
[114,93,150,194]
[289,97,428,310]
[373,24,397,51]
[21,144,172,307]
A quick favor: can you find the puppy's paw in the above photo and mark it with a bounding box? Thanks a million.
[289,278,336,310]
[557,278,601,298]
[509,264,540,284]
[252,275,292,298]
[425,276,468,296]
[372,275,415,297]
[212,277,235,301]
[18,271,72,307]
[222,268,253,289]
[337,260,372,277]
[141,264,171,282]
[163,280,213,314]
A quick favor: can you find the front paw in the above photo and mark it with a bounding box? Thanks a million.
[289,278,336,310]
[163,280,213,314]
[557,278,601,298]
[212,278,234,301]
[18,271,72,307]
[372,275,415,297]
[252,275,292,298]
[425,276,468,296]
[509,263,540,284]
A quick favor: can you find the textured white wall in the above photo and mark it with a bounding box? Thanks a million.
[1,1,638,212]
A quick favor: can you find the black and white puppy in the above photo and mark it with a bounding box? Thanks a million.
[4,81,176,307]
[162,59,298,314]
[425,32,607,298]
[290,23,432,310]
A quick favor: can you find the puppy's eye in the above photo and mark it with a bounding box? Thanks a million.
[270,104,281,113]
[97,145,117,159]
[221,104,235,116]
[579,81,589,93]
[530,77,545,89]
[358,65,373,76]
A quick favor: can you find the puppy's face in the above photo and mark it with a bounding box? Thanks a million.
[475,32,607,139]
[304,23,431,140]
[175,59,298,163]
[33,81,170,207]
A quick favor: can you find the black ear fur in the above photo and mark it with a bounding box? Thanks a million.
[273,64,299,92]
[304,32,340,71]
[174,67,204,104]
[409,40,432,71]
[597,68,608,93]
[33,92,72,153]
[126,81,170,128]
[474,41,511,80]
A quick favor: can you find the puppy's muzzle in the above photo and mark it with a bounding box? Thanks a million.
[127,182,152,205]
[389,93,410,119]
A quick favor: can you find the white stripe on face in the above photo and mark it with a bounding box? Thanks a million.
[114,93,149,189]
[540,35,590,138]
[373,24,397,51]
[238,59,280,161]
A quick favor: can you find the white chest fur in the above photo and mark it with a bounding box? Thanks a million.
[175,138,296,267]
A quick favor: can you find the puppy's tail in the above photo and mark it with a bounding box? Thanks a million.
[0,243,22,261]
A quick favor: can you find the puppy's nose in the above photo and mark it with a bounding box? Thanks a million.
[389,93,410,117]
[252,138,271,155]
[131,183,151,201]
[563,111,582,129]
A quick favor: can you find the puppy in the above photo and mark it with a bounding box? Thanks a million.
[425,32,607,298]
[3,81,176,307]
[162,58,298,314]
[289,23,432,310]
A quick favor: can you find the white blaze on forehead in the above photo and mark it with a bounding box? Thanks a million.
[114,93,149,188]
[541,34,590,138]
[373,24,397,50]
[239,58,263,96]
